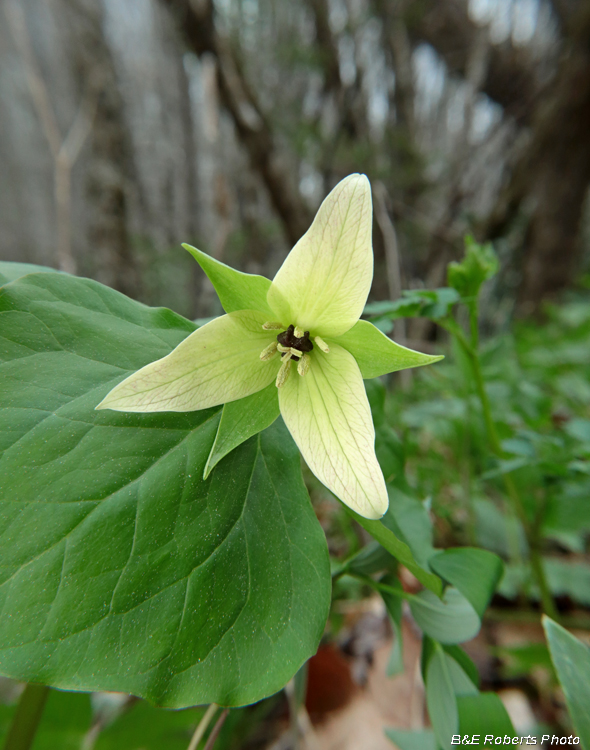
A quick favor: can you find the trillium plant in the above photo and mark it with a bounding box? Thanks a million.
[0,175,516,744]
[97,174,441,519]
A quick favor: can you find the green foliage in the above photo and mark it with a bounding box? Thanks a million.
[0,268,330,707]
[447,236,499,301]
[544,617,590,746]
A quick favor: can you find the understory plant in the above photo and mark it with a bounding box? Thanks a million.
[0,178,588,749]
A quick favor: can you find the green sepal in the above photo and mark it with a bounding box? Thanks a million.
[332,320,443,379]
[183,243,273,316]
[204,383,280,478]
[348,510,443,596]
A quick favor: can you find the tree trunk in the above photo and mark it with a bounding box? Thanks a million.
[62,0,140,298]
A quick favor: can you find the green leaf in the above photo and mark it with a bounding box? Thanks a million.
[204,383,280,478]
[443,645,480,689]
[348,511,443,596]
[425,647,478,750]
[457,693,515,738]
[183,243,273,316]
[0,261,60,286]
[385,729,437,750]
[425,647,459,750]
[429,548,503,618]
[364,288,460,322]
[410,587,481,644]
[447,236,498,300]
[379,573,404,677]
[382,490,436,569]
[333,320,443,380]
[344,541,396,577]
[0,272,331,707]
[0,689,92,750]
[543,616,590,746]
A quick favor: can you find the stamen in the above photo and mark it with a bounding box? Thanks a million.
[293,325,305,338]
[262,321,284,330]
[314,336,330,353]
[297,353,310,376]
[277,343,290,353]
[276,358,292,388]
[260,341,278,361]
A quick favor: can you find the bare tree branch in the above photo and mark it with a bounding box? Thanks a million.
[6,0,98,275]
[162,0,311,245]
[408,0,541,125]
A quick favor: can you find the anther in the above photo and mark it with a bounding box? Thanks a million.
[260,341,278,361]
[262,321,284,330]
[293,325,305,338]
[276,358,292,388]
[297,353,310,376]
[314,336,330,353]
[277,343,290,353]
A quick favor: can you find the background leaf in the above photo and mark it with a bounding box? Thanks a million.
[429,548,503,617]
[544,617,590,746]
[0,272,331,707]
[410,587,481,645]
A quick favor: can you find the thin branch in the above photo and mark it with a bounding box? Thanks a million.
[5,0,98,274]
[5,1,61,158]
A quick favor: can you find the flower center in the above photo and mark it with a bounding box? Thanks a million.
[260,322,331,387]
[276,325,313,361]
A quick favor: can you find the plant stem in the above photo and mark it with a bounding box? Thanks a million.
[187,703,218,750]
[202,709,229,750]
[3,684,50,750]
[440,317,560,621]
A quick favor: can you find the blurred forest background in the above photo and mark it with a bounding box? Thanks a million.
[2,0,589,325]
[2,0,590,747]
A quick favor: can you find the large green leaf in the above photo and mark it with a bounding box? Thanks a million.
[0,272,331,708]
[0,261,60,286]
[544,617,590,747]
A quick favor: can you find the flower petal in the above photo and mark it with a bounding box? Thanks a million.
[278,342,388,519]
[267,174,373,337]
[332,320,444,379]
[96,311,278,412]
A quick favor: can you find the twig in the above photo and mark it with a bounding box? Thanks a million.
[373,181,412,387]
[6,0,98,274]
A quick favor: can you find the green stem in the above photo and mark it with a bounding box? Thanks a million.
[3,684,50,750]
[187,704,218,750]
[440,317,560,622]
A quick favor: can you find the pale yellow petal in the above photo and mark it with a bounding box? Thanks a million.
[267,174,373,338]
[96,311,278,412]
[278,343,388,519]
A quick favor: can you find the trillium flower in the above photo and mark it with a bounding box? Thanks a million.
[97,174,442,519]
